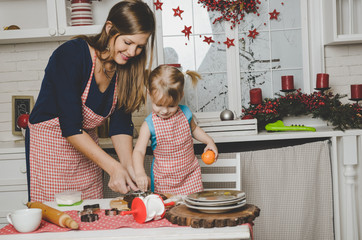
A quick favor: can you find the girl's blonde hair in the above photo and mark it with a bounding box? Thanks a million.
[148,65,201,106]
[76,0,155,113]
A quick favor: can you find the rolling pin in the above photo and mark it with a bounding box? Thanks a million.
[27,202,79,229]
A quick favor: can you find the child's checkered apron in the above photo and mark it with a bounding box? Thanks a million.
[28,55,117,202]
[152,108,203,195]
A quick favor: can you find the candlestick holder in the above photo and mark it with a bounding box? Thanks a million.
[314,87,330,95]
[280,89,296,95]
[349,98,361,105]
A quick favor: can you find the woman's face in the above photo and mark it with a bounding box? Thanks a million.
[111,33,150,65]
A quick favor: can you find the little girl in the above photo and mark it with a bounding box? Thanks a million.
[133,65,218,195]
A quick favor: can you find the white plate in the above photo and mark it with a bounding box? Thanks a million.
[72,10,92,14]
[71,14,93,18]
[71,22,93,26]
[184,199,247,213]
[71,20,93,24]
[71,3,92,7]
[184,195,245,207]
[187,190,246,202]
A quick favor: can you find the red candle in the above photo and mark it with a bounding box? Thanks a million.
[165,64,181,68]
[351,84,362,99]
[316,73,329,88]
[281,75,294,90]
[250,88,262,105]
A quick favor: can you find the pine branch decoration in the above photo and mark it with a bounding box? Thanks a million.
[242,90,362,131]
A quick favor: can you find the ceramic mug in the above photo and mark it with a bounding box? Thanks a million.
[7,208,42,233]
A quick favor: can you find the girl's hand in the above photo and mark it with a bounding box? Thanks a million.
[126,165,137,182]
[204,143,219,161]
[135,172,149,192]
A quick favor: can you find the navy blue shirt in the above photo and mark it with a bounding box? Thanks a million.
[29,38,133,137]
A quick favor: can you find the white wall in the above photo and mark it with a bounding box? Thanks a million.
[1,42,361,142]
[324,43,362,104]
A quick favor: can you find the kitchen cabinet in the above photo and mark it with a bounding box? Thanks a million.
[323,0,362,44]
[0,142,27,228]
[0,0,120,44]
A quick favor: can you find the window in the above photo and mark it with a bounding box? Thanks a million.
[153,0,307,116]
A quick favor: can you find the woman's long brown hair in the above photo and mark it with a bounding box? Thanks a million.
[77,0,155,113]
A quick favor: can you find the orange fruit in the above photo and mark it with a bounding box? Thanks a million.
[202,150,215,165]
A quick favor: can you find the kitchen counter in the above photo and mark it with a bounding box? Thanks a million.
[2,126,362,240]
[99,126,361,148]
[0,199,251,240]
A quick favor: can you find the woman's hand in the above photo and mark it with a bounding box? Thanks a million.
[108,162,139,194]
[135,171,149,192]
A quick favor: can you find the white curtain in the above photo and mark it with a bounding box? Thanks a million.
[240,140,334,240]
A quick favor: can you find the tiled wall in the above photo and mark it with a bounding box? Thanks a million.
[0,42,361,142]
[0,42,57,142]
[324,43,362,104]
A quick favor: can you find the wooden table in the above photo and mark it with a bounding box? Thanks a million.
[0,199,252,240]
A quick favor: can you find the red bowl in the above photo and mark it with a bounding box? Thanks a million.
[71,0,91,3]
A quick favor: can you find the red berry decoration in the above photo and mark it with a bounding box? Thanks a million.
[17,114,29,129]
[197,0,261,28]
[242,115,254,120]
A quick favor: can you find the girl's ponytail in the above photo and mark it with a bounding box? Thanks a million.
[185,70,201,87]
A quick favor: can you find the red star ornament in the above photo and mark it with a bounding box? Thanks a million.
[173,6,184,20]
[203,36,215,45]
[223,38,235,48]
[248,28,259,39]
[154,0,163,10]
[269,9,280,20]
[182,25,192,40]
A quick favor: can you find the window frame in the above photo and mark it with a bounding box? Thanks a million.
[148,0,324,119]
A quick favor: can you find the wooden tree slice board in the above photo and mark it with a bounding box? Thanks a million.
[165,204,260,228]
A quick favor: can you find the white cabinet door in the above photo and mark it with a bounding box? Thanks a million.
[0,190,28,227]
[0,0,122,44]
[0,147,28,228]
[0,156,27,185]
[0,0,58,44]
[323,0,362,44]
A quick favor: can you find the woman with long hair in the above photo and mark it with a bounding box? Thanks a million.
[26,0,155,201]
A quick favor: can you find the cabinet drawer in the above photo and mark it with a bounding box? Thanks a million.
[0,190,28,226]
[0,152,25,160]
[0,159,27,185]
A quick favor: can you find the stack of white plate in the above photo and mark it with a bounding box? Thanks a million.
[70,0,93,26]
[184,190,246,213]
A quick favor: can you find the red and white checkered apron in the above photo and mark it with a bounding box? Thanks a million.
[152,108,203,195]
[28,54,118,202]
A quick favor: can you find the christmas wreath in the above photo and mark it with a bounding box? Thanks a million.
[198,0,261,28]
[242,90,362,131]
